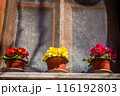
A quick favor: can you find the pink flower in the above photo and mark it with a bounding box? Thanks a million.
[108,51,117,59]
[94,44,103,52]
[94,44,106,56]
[105,47,112,53]
[90,48,95,57]
[90,44,106,57]
[94,44,103,50]
[96,49,105,56]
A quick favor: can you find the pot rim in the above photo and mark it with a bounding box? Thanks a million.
[90,58,112,64]
[46,57,68,63]
[5,58,27,64]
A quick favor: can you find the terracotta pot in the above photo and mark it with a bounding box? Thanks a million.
[5,59,27,71]
[46,57,67,70]
[90,58,112,71]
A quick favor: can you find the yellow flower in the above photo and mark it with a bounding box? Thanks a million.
[43,46,69,62]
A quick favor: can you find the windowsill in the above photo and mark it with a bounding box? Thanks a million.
[0,72,120,80]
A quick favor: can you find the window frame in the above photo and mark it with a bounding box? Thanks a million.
[0,0,120,75]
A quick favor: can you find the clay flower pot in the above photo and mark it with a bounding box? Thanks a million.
[5,59,27,71]
[46,57,67,72]
[90,58,112,71]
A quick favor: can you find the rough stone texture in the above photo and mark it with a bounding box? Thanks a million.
[0,72,120,80]
[72,9,107,73]
[15,7,53,72]
[18,0,53,3]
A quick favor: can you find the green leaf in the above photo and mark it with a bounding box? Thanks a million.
[0,56,8,60]
[99,53,108,59]
[26,61,29,67]
[83,57,94,63]
[11,55,22,59]
[83,59,87,61]
[112,60,116,63]
[94,50,97,58]
[67,59,69,63]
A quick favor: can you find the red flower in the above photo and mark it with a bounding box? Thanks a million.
[17,47,25,54]
[26,56,29,60]
[20,47,26,53]
[4,47,29,61]
[20,55,24,58]
[14,47,18,52]
[5,50,10,56]
[2,47,30,66]
[23,51,29,60]
[9,47,17,55]
[26,51,29,56]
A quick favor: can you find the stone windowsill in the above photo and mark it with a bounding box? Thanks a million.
[0,72,120,80]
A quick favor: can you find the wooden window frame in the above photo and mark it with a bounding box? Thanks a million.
[0,0,72,72]
[0,0,120,80]
[63,0,120,73]
[0,0,6,68]
[0,0,6,44]
[0,0,56,70]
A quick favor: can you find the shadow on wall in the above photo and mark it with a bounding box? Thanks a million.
[15,6,50,72]
[29,10,46,72]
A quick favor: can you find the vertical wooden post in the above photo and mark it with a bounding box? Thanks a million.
[53,0,72,72]
[0,0,17,53]
[53,0,60,47]
[0,0,6,43]
[0,0,6,69]
[52,1,55,47]
[0,0,17,69]
[62,0,72,72]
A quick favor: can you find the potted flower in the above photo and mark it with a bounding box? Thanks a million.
[83,44,117,72]
[0,47,29,71]
[43,46,69,72]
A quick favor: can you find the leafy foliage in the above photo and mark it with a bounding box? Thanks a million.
[83,44,117,66]
[0,47,30,66]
